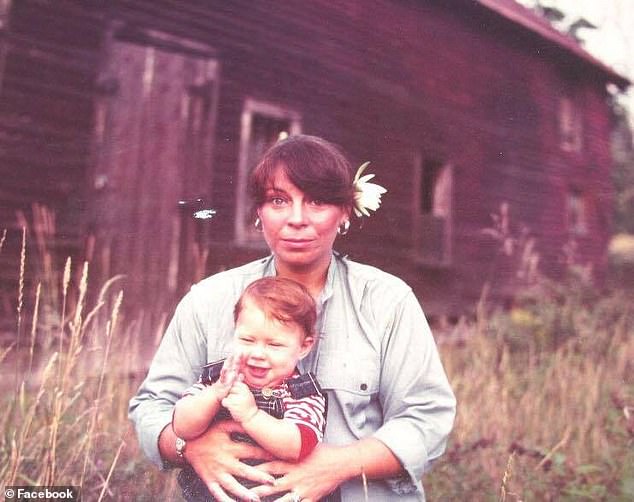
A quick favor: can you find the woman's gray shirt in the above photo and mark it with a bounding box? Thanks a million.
[129,253,456,501]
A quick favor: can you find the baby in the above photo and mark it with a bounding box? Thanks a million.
[173,276,325,501]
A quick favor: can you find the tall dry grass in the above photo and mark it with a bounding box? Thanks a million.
[428,295,633,500]
[1,205,632,500]
[0,211,178,500]
[426,205,634,500]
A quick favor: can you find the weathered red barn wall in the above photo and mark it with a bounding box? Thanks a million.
[0,2,103,317]
[0,0,619,319]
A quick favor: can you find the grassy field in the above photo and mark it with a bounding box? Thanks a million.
[428,282,634,501]
[1,231,632,501]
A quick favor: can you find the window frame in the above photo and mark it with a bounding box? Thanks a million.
[412,154,453,265]
[566,189,588,236]
[234,98,301,245]
[559,95,583,153]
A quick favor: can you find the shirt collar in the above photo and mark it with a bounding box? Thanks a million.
[262,255,277,277]
[261,253,338,305]
[318,253,337,304]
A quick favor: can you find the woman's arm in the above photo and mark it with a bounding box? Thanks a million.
[253,438,402,500]
[371,291,456,485]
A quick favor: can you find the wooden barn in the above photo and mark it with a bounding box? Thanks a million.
[0,0,629,320]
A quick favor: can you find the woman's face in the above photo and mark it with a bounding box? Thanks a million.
[257,167,349,273]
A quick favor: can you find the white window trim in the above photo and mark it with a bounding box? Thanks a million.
[559,96,583,153]
[234,98,301,245]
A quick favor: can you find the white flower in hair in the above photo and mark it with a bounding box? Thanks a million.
[353,161,387,217]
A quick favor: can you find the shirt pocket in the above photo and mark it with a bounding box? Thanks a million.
[317,351,380,430]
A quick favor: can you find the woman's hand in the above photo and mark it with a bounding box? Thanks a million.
[252,444,351,502]
[184,420,276,502]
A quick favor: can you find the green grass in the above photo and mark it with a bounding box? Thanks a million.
[426,284,634,501]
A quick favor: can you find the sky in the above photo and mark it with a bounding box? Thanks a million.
[517,0,634,123]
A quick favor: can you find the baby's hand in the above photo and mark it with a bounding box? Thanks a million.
[222,381,258,424]
[213,352,246,398]
[220,351,246,386]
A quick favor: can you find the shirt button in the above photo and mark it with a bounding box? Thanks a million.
[360,383,368,391]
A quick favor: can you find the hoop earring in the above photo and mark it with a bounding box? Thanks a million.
[337,220,350,236]
[254,217,263,232]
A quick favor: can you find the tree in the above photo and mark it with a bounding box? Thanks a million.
[611,99,634,233]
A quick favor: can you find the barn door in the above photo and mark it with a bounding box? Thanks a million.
[89,24,218,307]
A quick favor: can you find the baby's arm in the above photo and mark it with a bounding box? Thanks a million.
[222,382,302,461]
[243,410,303,461]
[173,353,245,439]
[173,382,228,439]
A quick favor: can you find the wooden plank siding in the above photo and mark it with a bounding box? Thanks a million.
[0,1,102,311]
[0,0,624,320]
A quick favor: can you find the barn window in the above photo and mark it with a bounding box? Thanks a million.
[413,157,453,264]
[567,189,588,235]
[235,98,301,244]
[559,96,583,152]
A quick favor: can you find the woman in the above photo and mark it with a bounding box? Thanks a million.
[129,135,456,501]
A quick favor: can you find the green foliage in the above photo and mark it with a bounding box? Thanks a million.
[496,276,633,357]
[611,98,634,234]
[426,282,634,501]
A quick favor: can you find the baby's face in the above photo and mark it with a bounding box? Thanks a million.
[233,299,313,388]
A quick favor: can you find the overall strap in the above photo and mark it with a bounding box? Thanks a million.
[287,371,324,399]
[200,359,225,385]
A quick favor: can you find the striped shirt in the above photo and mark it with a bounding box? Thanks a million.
[183,370,326,454]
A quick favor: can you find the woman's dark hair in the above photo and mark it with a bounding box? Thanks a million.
[248,134,355,209]
[234,277,316,339]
